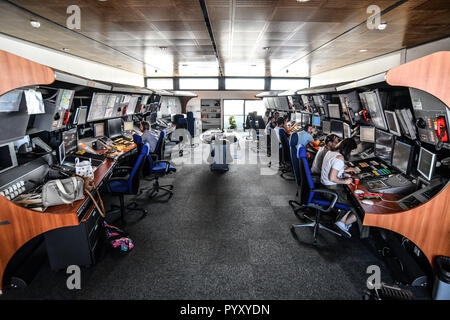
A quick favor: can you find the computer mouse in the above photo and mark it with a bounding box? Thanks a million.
[354,189,364,194]
[362,199,374,205]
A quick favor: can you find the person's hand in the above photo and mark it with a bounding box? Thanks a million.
[343,177,353,184]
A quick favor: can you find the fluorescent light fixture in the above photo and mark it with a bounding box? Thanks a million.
[61,48,70,52]
[30,20,40,28]
[359,49,368,53]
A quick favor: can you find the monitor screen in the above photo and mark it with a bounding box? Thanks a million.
[74,107,87,125]
[363,90,388,130]
[57,89,75,110]
[331,120,344,138]
[0,90,23,112]
[141,95,150,105]
[124,121,134,131]
[88,93,108,122]
[313,96,322,107]
[322,120,331,134]
[302,113,311,126]
[126,96,139,115]
[107,118,122,138]
[385,110,401,136]
[343,122,351,139]
[392,141,412,174]
[328,104,340,119]
[0,143,17,174]
[417,147,436,181]
[375,129,394,164]
[62,128,78,154]
[312,115,321,126]
[301,95,309,106]
[360,126,375,143]
[94,122,105,137]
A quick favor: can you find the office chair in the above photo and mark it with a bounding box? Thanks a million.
[278,128,295,181]
[287,132,305,219]
[142,146,177,201]
[105,142,150,225]
[186,112,199,148]
[291,146,350,245]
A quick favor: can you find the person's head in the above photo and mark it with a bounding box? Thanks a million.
[303,124,313,134]
[325,134,339,151]
[140,121,150,132]
[274,112,279,119]
[265,110,270,117]
[276,117,285,127]
[337,138,357,160]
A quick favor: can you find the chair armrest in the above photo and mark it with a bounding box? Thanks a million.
[154,160,172,173]
[307,188,339,213]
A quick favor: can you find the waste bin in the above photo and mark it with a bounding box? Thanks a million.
[432,256,450,300]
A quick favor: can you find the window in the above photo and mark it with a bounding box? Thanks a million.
[146,78,173,90]
[179,78,219,90]
[224,100,245,131]
[225,78,265,90]
[245,100,265,116]
[271,78,309,91]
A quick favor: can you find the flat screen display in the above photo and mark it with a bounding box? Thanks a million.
[88,93,108,122]
[107,118,122,138]
[328,104,341,119]
[375,129,394,164]
[74,107,87,125]
[57,89,75,110]
[343,122,351,139]
[0,90,23,112]
[360,126,375,143]
[363,90,388,130]
[124,121,134,131]
[24,89,45,114]
[62,128,78,154]
[331,119,344,138]
[0,143,17,173]
[392,141,412,174]
[417,147,436,181]
[322,120,331,134]
[302,113,311,126]
[94,122,105,137]
[312,115,321,126]
[385,110,401,136]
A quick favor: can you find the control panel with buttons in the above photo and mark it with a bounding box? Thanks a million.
[0,180,26,201]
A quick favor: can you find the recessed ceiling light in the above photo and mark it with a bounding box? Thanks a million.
[377,23,387,30]
[159,46,167,51]
[30,20,40,28]
[296,0,310,2]
[359,49,368,53]
[263,47,270,51]
[61,48,70,52]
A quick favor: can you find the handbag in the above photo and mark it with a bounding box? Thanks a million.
[75,157,94,179]
[42,176,85,207]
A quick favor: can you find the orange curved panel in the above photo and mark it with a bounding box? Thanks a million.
[0,50,55,96]
[0,196,78,294]
[386,51,450,107]
[363,184,450,267]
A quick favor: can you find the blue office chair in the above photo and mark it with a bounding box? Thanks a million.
[291,146,350,244]
[105,142,150,225]
[279,128,295,181]
[288,132,304,218]
[143,147,177,201]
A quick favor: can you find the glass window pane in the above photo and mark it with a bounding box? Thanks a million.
[146,78,173,90]
[245,100,265,116]
[225,78,265,90]
[224,100,245,131]
[271,78,309,91]
[179,78,219,90]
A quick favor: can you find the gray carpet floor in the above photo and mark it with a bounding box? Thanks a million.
[1,142,393,300]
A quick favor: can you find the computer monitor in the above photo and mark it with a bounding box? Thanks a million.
[331,120,344,138]
[73,107,87,125]
[322,120,331,134]
[339,91,361,125]
[107,118,122,138]
[0,142,18,174]
[392,141,413,175]
[384,110,401,136]
[62,128,78,154]
[124,121,134,131]
[0,90,23,112]
[417,147,436,181]
[327,104,341,119]
[56,89,75,110]
[312,115,321,127]
[363,90,388,130]
[87,93,108,122]
[360,126,375,143]
[313,96,322,107]
[343,122,351,139]
[94,122,105,138]
[302,113,311,126]
[301,95,309,106]
[148,112,157,125]
[375,129,394,164]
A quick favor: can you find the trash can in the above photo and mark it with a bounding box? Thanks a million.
[432,256,450,300]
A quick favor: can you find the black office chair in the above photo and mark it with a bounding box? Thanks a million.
[279,128,295,181]
[291,146,350,245]
[105,142,150,225]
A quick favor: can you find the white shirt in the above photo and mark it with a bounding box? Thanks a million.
[320,151,345,186]
[311,146,329,174]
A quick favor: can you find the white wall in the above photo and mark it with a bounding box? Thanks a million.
[0,33,144,87]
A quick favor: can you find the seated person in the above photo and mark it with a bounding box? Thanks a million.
[265,112,279,130]
[282,116,298,136]
[311,134,339,174]
[296,124,321,158]
[264,110,270,125]
[140,120,160,153]
[320,138,359,237]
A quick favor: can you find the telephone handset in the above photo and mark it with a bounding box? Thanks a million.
[435,116,448,151]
